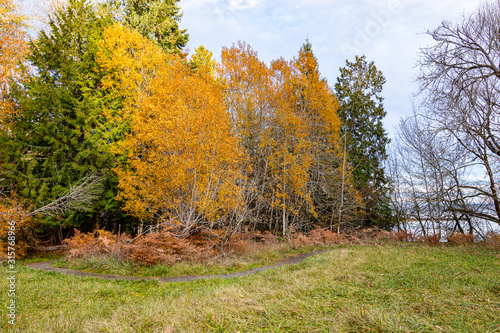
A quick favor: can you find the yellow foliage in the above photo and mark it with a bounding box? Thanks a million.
[190,45,217,76]
[97,22,167,130]
[98,24,246,232]
[0,0,28,129]
[0,195,33,259]
[220,42,356,229]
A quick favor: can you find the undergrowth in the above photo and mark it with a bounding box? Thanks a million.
[61,227,350,266]
[42,228,500,279]
[52,228,350,277]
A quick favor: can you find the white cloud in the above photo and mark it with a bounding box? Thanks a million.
[228,0,262,10]
[179,0,483,137]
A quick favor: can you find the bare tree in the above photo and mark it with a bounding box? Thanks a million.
[395,114,445,236]
[389,108,488,237]
[0,172,103,218]
[417,0,500,226]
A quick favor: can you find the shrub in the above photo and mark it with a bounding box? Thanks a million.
[127,231,199,265]
[223,230,279,255]
[291,233,313,248]
[388,230,417,242]
[290,228,348,248]
[63,229,213,266]
[421,233,442,244]
[63,229,129,259]
[307,228,348,245]
[447,233,475,245]
[0,196,34,259]
[483,232,500,249]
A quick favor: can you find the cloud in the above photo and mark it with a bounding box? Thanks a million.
[179,0,483,138]
[182,0,262,14]
[228,0,262,10]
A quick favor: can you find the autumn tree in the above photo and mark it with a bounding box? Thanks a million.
[335,55,391,227]
[220,42,357,233]
[189,45,216,75]
[266,55,317,234]
[99,24,245,236]
[220,42,274,229]
[294,42,363,231]
[0,0,27,130]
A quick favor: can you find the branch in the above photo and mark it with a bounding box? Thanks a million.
[28,173,104,217]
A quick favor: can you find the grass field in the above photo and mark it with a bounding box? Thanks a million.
[2,244,500,332]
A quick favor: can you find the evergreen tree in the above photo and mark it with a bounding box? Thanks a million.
[189,45,216,74]
[117,0,189,54]
[335,55,391,227]
[1,0,125,231]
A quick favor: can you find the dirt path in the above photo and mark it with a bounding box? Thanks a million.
[26,249,332,283]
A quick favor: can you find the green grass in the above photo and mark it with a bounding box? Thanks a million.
[2,244,499,332]
[51,255,280,277]
[22,251,66,264]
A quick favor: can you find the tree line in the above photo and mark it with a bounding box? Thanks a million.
[20,0,500,247]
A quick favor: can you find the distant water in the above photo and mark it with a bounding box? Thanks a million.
[395,219,500,241]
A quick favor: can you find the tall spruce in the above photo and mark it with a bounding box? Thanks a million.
[1,0,121,231]
[335,55,391,226]
[117,0,189,53]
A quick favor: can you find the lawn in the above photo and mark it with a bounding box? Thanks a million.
[2,244,499,332]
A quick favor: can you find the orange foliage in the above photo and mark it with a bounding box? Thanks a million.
[0,195,33,259]
[98,24,246,233]
[0,0,28,129]
[483,232,500,249]
[267,55,316,219]
[95,22,168,150]
[307,228,348,245]
[291,228,348,248]
[446,233,475,245]
[389,230,417,242]
[64,229,211,266]
[63,229,128,258]
[220,42,359,231]
[421,233,442,244]
[127,231,198,266]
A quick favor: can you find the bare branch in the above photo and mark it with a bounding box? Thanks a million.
[29,173,104,217]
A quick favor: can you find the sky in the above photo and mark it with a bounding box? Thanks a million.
[178,0,481,138]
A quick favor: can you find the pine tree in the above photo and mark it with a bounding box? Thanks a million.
[1,0,121,230]
[295,42,363,229]
[117,0,189,54]
[335,55,391,226]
